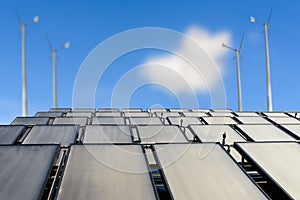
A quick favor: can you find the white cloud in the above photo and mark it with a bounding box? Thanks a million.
[140,26,231,93]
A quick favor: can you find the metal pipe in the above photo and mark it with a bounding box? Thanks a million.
[21,24,27,116]
[236,50,242,111]
[52,50,57,108]
[264,23,273,111]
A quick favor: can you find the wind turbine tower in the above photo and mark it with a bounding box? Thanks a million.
[222,34,244,111]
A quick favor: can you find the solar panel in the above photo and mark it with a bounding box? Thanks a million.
[23,125,78,146]
[7,108,300,199]
[154,143,268,199]
[83,125,132,143]
[123,112,150,117]
[268,117,300,124]
[92,117,126,125]
[263,112,288,117]
[234,112,260,117]
[202,117,238,125]
[122,108,143,112]
[209,112,235,117]
[49,108,71,112]
[11,117,49,125]
[129,117,162,125]
[236,124,296,141]
[56,145,157,200]
[147,108,167,113]
[35,112,63,117]
[167,117,201,126]
[189,125,246,144]
[182,112,208,117]
[73,108,95,112]
[235,142,300,199]
[53,117,88,126]
[0,125,25,144]
[95,112,122,117]
[0,145,58,200]
[98,108,120,112]
[137,125,187,143]
[169,109,189,112]
[155,112,181,118]
[281,124,300,138]
[235,116,270,124]
[211,109,232,112]
[66,112,93,117]
[191,109,210,112]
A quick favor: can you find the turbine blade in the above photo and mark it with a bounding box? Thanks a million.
[46,34,53,51]
[268,8,273,24]
[222,43,236,51]
[239,33,245,51]
[15,9,22,24]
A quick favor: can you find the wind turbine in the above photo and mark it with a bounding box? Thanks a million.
[16,10,39,116]
[250,9,273,111]
[222,34,244,111]
[47,35,70,108]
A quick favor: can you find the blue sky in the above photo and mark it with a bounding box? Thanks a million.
[0,0,300,123]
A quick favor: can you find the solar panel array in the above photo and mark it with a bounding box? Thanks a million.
[1,108,300,199]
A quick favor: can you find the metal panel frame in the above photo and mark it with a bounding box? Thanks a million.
[191,109,210,112]
[122,108,143,112]
[168,108,190,112]
[154,112,181,118]
[141,144,160,199]
[53,117,88,126]
[201,116,239,125]
[188,124,246,144]
[166,117,202,127]
[234,116,270,124]
[98,108,120,112]
[129,117,163,125]
[147,108,167,113]
[55,144,158,200]
[234,141,297,199]
[267,116,300,125]
[23,125,79,146]
[262,112,288,117]
[66,112,93,117]
[278,124,300,140]
[210,109,233,113]
[235,124,296,142]
[136,125,188,144]
[49,108,71,112]
[124,112,150,117]
[35,112,63,117]
[209,112,236,117]
[83,125,133,144]
[0,144,59,200]
[73,108,95,112]
[152,143,270,199]
[92,117,126,125]
[11,117,50,125]
[95,112,122,117]
[0,125,26,144]
[234,112,260,117]
[182,112,208,117]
